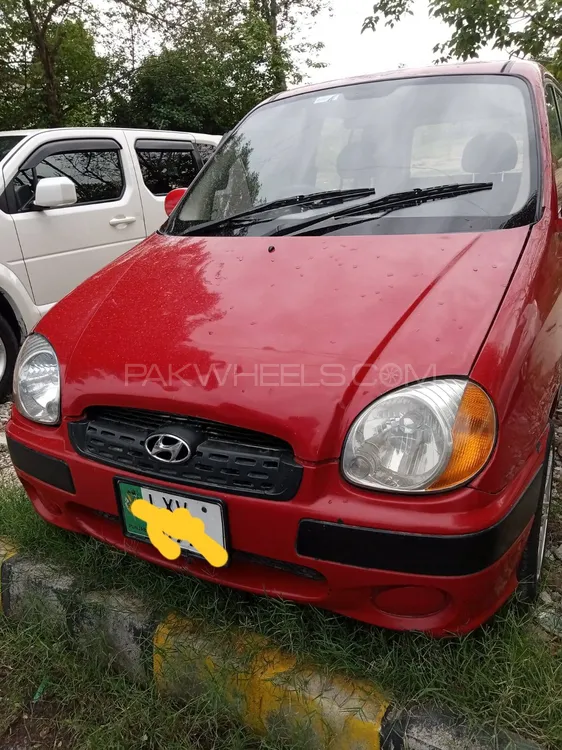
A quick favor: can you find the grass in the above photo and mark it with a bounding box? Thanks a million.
[0,611,313,749]
[1,482,562,749]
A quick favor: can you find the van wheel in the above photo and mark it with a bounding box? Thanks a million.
[0,315,18,401]
[517,431,554,603]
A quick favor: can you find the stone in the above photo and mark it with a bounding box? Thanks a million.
[2,556,75,627]
[76,591,155,684]
[540,591,553,606]
[537,608,562,638]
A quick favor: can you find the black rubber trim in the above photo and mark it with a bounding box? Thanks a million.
[296,467,544,576]
[7,437,75,494]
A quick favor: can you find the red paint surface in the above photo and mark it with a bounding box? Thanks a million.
[38,229,529,462]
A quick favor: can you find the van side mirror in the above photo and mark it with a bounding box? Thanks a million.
[34,176,77,209]
[164,187,187,216]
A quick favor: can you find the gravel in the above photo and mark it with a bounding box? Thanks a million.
[0,400,17,483]
[537,404,562,634]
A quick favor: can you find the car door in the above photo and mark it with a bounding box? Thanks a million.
[2,133,145,307]
[127,135,203,235]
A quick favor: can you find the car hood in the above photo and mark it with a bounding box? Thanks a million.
[40,229,529,461]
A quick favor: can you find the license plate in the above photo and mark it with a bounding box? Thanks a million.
[116,480,227,559]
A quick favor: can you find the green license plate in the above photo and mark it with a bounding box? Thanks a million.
[116,480,226,558]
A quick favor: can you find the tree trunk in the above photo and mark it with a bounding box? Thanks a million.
[23,0,64,126]
[250,0,287,90]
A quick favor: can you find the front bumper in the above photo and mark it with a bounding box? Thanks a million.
[6,412,548,636]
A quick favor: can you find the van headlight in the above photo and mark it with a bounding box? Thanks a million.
[342,378,495,493]
[14,334,60,425]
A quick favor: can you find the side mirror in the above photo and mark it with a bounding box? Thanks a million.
[164,187,187,216]
[34,176,77,209]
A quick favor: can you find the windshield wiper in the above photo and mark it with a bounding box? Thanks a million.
[178,187,377,236]
[269,183,494,237]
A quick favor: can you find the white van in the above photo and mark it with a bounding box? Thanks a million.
[0,127,220,396]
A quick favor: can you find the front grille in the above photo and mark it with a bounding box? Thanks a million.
[68,407,302,500]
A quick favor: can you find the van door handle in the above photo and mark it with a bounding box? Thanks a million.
[109,215,136,227]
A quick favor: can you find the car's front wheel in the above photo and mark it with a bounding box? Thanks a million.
[517,429,554,603]
[0,314,19,401]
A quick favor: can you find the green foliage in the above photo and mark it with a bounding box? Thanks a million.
[0,0,329,132]
[113,3,292,133]
[46,20,115,126]
[362,0,562,77]
[0,0,115,129]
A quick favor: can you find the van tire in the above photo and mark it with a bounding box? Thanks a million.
[517,427,554,603]
[0,315,18,401]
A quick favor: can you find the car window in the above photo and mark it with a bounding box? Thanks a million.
[0,135,24,162]
[315,116,353,190]
[173,75,537,236]
[136,145,200,195]
[197,143,217,164]
[547,85,562,207]
[13,149,123,211]
[411,119,526,178]
[546,87,562,157]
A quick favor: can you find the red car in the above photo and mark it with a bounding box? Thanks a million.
[7,61,562,635]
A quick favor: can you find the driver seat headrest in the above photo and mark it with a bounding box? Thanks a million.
[462,132,518,174]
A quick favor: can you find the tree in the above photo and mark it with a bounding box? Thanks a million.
[0,0,331,132]
[113,0,329,132]
[362,0,562,76]
[250,0,330,89]
[0,2,115,128]
[112,17,281,132]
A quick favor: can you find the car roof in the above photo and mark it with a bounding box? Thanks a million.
[268,59,544,105]
[0,127,221,142]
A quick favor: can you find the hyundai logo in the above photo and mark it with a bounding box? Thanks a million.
[145,433,192,464]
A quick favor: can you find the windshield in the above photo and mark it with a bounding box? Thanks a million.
[0,135,24,163]
[166,74,538,237]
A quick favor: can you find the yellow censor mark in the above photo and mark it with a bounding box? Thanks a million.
[130,500,228,567]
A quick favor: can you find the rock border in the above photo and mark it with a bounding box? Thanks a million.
[0,539,543,750]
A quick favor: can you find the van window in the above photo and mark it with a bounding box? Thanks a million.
[13,150,123,210]
[136,144,200,195]
[197,143,217,164]
[0,135,24,162]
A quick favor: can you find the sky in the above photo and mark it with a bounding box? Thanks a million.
[303,0,506,85]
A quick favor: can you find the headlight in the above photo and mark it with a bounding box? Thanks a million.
[342,378,495,493]
[14,334,60,425]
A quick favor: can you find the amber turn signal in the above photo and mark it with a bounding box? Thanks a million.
[429,383,496,491]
